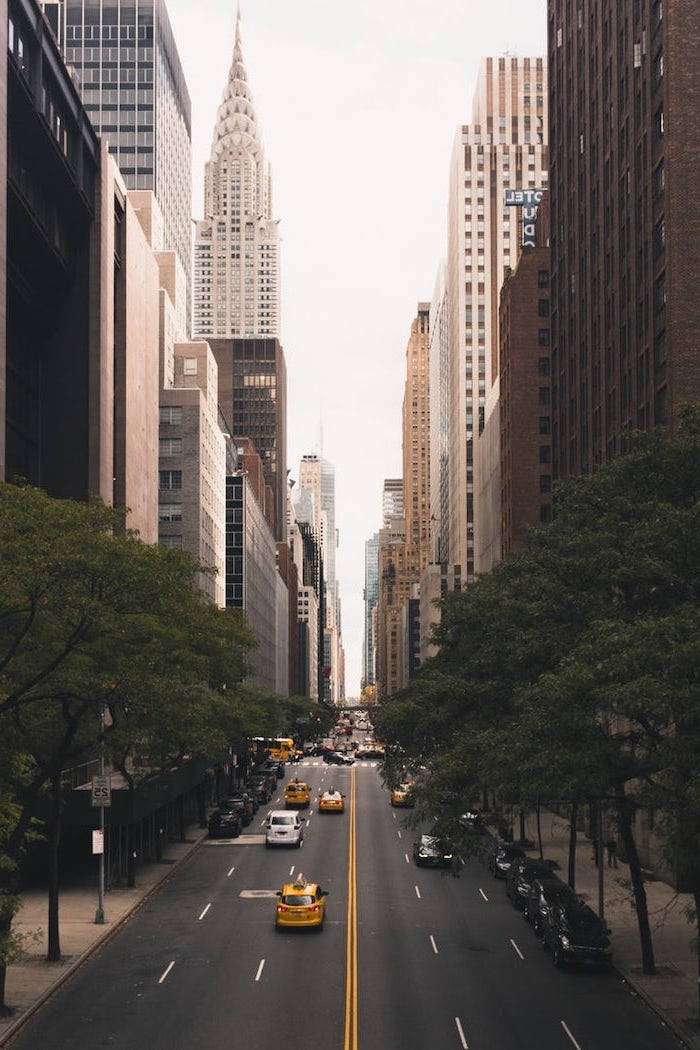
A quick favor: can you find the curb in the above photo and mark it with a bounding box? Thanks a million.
[0,829,208,1048]
[614,965,700,1050]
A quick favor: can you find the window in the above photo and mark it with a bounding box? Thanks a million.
[653,217,665,257]
[539,386,550,405]
[539,445,551,464]
[159,470,182,490]
[540,504,552,524]
[654,274,666,314]
[539,416,551,434]
[159,438,182,456]
[538,357,551,376]
[652,0,663,29]
[540,474,552,493]
[654,104,664,139]
[538,299,550,317]
[654,329,666,367]
[183,358,197,375]
[159,535,183,548]
[537,269,549,288]
[652,50,663,88]
[159,504,182,523]
[538,328,550,346]
[160,406,182,425]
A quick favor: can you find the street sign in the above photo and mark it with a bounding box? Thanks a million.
[91,774,111,807]
[92,829,104,855]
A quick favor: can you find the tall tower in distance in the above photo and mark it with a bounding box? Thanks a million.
[193,10,280,340]
[402,303,431,576]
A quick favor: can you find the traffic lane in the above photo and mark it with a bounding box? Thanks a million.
[459,853,681,1050]
[355,764,468,1050]
[10,763,350,1050]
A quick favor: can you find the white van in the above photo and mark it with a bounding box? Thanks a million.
[266,810,304,848]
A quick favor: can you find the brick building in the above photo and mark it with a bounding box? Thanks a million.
[548,0,700,480]
[499,206,552,556]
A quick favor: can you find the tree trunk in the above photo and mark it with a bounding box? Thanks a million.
[0,908,12,1016]
[482,784,489,811]
[519,807,526,843]
[536,801,543,859]
[617,795,656,974]
[568,802,578,893]
[46,773,62,962]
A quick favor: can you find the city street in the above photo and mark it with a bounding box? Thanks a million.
[8,755,682,1050]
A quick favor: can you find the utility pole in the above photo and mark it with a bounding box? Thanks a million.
[92,704,108,924]
[597,801,605,924]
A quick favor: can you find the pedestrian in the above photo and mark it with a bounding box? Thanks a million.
[605,838,618,868]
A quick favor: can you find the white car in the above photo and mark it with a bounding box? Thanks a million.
[266,810,304,848]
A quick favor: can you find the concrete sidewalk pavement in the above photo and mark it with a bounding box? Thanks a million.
[517,807,700,1049]
[0,821,209,1046]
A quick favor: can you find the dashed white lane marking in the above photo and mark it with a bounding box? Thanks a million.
[392,812,397,821]
[479,888,489,902]
[430,934,438,954]
[404,853,410,864]
[415,885,421,899]
[227,866,235,877]
[158,961,175,984]
[455,1016,469,1048]
[397,830,402,839]
[510,938,524,960]
[198,903,211,921]
[260,819,266,827]
[254,958,265,982]
[561,1021,582,1050]
[289,865,295,876]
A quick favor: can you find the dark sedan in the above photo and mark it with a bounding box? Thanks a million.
[505,858,559,908]
[486,842,526,878]
[542,900,613,968]
[222,794,254,827]
[413,834,453,868]
[323,751,354,765]
[208,807,242,839]
[524,878,578,935]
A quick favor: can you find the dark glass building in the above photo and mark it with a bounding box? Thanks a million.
[53,0,192,323]
[210,337,287,542]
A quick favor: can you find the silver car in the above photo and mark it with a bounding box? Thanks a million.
[266,810,304,848]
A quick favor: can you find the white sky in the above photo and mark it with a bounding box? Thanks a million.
[167,0,547,697]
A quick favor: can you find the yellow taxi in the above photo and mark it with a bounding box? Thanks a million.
[284,779,311,809]
[391,783,415,808]
[275,875,328,930]
[318,787,345,813]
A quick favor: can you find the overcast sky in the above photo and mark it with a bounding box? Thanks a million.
[167,0,547,697]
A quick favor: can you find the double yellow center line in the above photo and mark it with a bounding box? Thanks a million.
[344,766,358,1050]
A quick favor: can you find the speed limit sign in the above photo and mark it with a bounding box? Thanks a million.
[91,775,112,807]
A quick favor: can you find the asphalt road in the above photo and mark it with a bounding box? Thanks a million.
[10,738,684,1050]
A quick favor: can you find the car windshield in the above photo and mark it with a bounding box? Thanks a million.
[566,910,602,935]
[282,894,314,906]
[271,816,294,825]
[287,783,307,792]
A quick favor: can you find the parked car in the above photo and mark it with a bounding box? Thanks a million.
[208,806,242,839]
[221,794,253,827]
[458,809,485,833]
[259,758,285,778]
[524,878,578,936]
[505,858,559,908]
[486,842,526,878]
[246,777,272,804]
[541,900,613,968]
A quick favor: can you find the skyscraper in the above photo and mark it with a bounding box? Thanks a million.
[547,1,700,475]
[362,533,379,689]
[58,0,192,328]
[193,11,280,341]
[428,263,450,565]
[446,57,548,580]
[402,303,431,576]
[382,478,404,526]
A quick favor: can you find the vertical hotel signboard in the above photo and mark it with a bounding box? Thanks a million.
[504,189,546,247]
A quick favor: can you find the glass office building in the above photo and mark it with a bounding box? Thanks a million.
[54,0,192,324]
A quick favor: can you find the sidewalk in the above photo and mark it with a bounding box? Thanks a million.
[0,821,208,1046]
[517,807,700,1049]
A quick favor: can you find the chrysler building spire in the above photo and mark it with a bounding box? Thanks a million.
[193,10,280,340]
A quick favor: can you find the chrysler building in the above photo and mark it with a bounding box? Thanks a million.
[193,11,280,338]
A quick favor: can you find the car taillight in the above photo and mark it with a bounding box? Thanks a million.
[277,905,288,912]
[309,905,320,912]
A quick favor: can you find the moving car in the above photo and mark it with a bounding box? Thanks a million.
[505,858,559,908]
[486,842,525,878]
[284,779,311,808]
[458,809,485,833]
[266,810,304,848]
[413,834,453,868]
[207,806,242,839]
[324,751,354,766]
[319,788,345,813]
[524,878,578,936]
[275,875,328,930]
[541,900,612,968]
[391,783,415,807]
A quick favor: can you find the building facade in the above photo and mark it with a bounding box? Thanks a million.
[210,337,287,542]
[428,263,450,565]
[362,532,379,689]
[402,303,431,577]
[547,0,700,476]
[446,56,548,580]
[57,0,192,328]
[193,11,279,342]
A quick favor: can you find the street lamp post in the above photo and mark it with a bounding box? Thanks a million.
[94,704,106,925]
